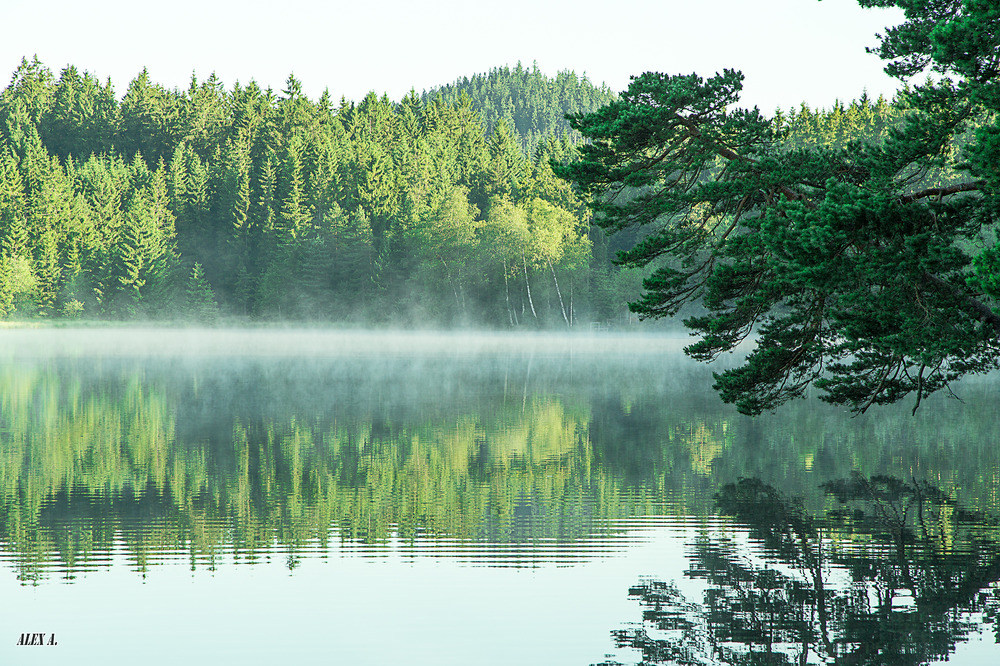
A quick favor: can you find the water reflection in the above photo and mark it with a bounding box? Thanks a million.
[1,331,999,590]
[0,337,713,582]
[601,476,1000,666]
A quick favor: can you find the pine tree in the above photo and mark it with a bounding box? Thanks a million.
[278,136,310,241]
[40,65,116,160]
[0,150,28,258]
[184,262,219,322]
[117,68,176,167]
[486,119,527,203]
[557,0,1000,413]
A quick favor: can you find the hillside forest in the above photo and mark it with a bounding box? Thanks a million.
[0,58,907,324]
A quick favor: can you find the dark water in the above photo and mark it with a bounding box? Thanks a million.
[2,329,999,665]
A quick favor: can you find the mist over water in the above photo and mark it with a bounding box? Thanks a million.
[2,328,999,665]
[0,326,695,358]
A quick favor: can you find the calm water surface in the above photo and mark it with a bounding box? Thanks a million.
[1,329,999,665]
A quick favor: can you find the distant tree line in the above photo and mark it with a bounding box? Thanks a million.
[423,61,616,155]
[0,56,909,324]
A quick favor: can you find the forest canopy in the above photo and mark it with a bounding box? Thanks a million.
[0,60,626,326]
[0,52,940,339]
[556,0,1000,414]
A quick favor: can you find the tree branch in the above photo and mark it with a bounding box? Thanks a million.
[900,180,986,204]
[923,272,1000,334]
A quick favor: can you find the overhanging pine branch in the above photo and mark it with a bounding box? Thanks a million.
[673,117,999,337]
[923,272,1000,335]
[900,180,986,204]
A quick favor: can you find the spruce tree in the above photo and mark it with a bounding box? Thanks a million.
[184,262,219,322]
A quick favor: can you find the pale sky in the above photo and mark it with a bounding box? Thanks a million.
[4,0,905,112]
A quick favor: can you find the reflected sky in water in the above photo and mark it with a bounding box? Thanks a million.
[1,329,998,664]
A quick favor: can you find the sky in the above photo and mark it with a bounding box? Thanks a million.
[4,0,906,112]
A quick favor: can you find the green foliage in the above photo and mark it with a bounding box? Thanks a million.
[183,262,218,321]
[0,255,37,317]
[60,298,83,318]
[557,0,1000,413]
[424,62,616,154]
[0,59,635,326]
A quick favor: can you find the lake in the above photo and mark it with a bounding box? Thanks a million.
[2,329,999,665]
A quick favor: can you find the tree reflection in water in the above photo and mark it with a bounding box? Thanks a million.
[600,475,1000,666]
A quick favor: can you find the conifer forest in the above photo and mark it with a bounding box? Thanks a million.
[0,57,906,326]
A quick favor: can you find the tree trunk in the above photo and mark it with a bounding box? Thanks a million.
[548,258,570,326]
[522,252,537,319]
[569,280,574,326]
[502,257,514,327]
[438,256,462,312]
